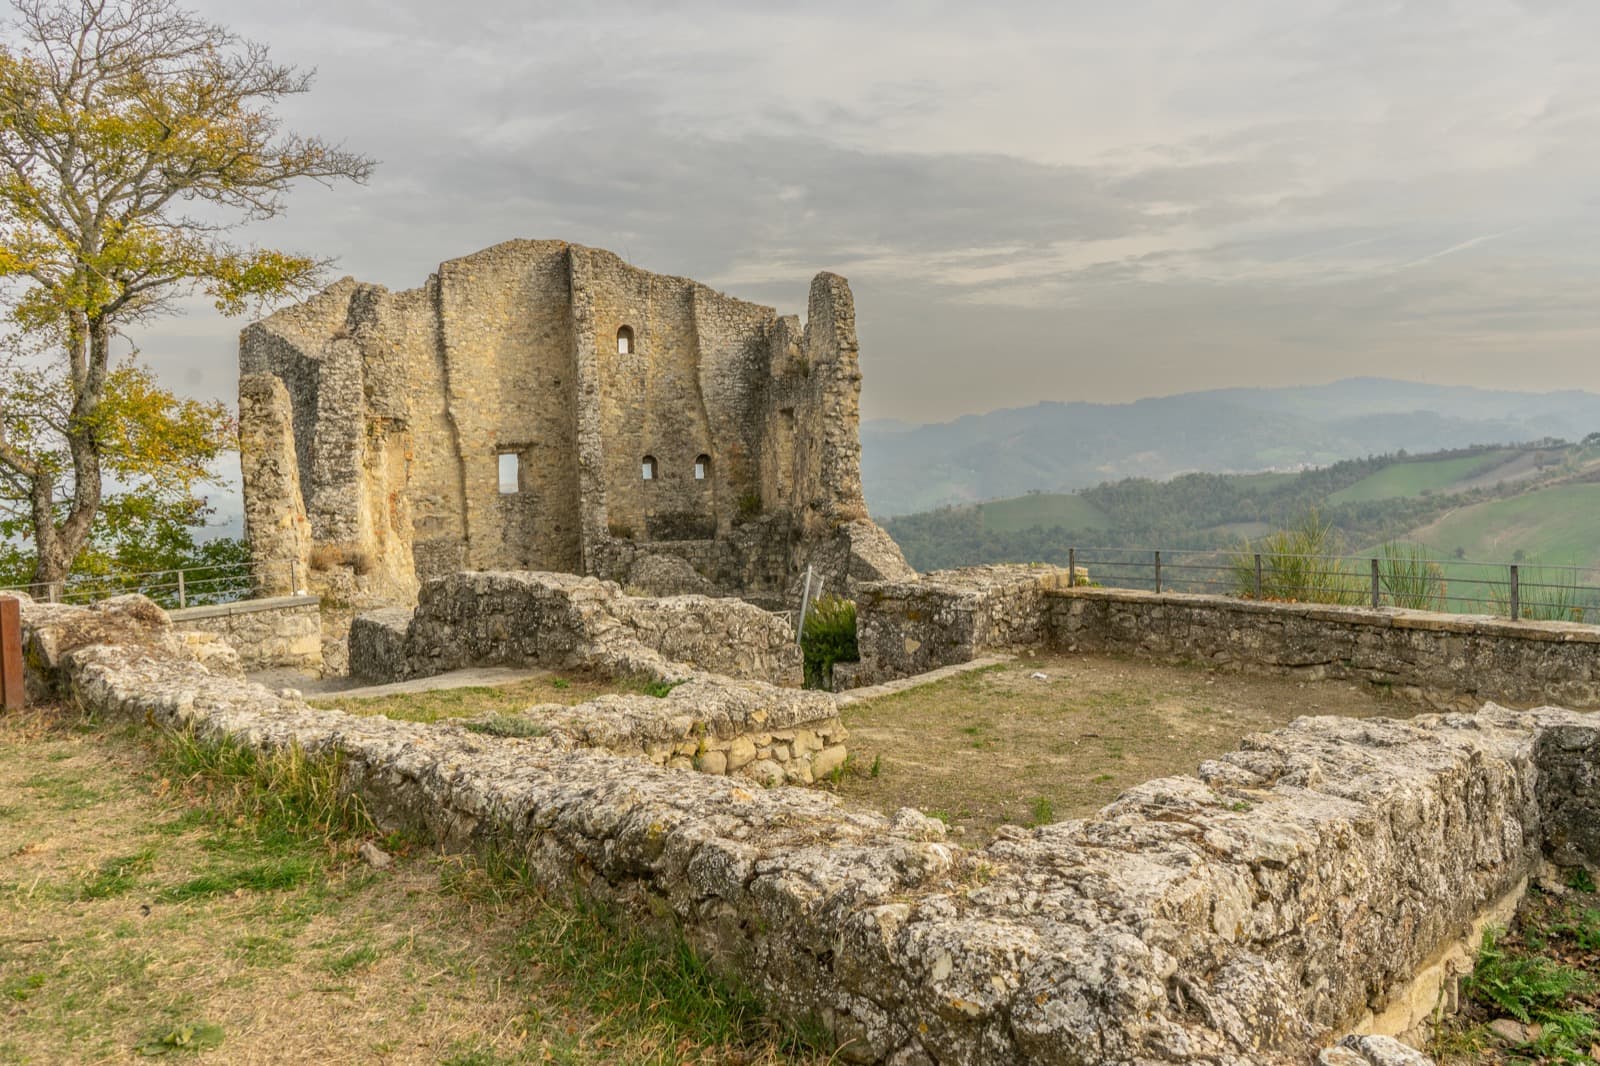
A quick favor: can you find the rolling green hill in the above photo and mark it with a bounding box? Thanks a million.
[1412,484,1600,569]
[1327,451,1512,504]
[980,494,1108,533]
[883,440,1600,575]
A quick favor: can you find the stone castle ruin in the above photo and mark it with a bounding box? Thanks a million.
[238,239,913,642]
[25,236,1590,1064]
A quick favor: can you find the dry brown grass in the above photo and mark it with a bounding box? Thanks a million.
[829,653,1423,837]
[0,706,832,1065]
[308,674,634,724]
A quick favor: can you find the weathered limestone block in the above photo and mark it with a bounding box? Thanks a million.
[852,565,1066,685]
[349,570,802,686]
[626,553,715,597]
[237,373,311,597]
[170,596,322,672]
[1535,723,1600,869]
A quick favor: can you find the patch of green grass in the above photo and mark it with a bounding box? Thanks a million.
[323,941,381,976]
[4,973,46,1002]
[1329,452,1509,504]
[21,770,106,810]
[156,731,374,846]
[1028,797,1055,826]
[226,934,295,967]
[979,493,1107,534]
[73,848,157,900]
[157,856,317,902]
[638,679,684,699]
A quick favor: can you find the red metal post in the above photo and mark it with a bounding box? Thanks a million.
[0,596,23,711]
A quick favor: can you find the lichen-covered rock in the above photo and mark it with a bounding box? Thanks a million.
[1321,1035,1436,1065]
[627,553,716,597]
[349,570,802,686]
[1053,587,1600,710]
[853,565,1066,685]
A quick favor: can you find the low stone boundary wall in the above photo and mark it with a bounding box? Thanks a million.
[1051,587,1600,709]
[848,565,1066,687]
[501,677,847,786]
[25,594,1600,1064]
[170,595,322,672]
[349,571,802,686]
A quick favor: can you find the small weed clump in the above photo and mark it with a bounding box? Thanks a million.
[157,731,375,845]
[1379,541,1448,610]
[801,595,859,691]
[1229,512,1364,606]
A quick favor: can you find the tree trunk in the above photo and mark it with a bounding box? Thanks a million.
[26,320,109,594]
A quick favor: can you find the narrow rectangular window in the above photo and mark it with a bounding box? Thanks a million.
[498,452,520,494]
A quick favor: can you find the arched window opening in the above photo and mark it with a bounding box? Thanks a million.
[693,454,710,481]
[641,455,657,481]
[617,325,635,355]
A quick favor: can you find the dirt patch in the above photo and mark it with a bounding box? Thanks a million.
[829,652,1423,838]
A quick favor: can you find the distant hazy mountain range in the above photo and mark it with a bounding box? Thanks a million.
[862,378,1600,516]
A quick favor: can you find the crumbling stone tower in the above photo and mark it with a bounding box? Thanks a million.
[238,239,912,620]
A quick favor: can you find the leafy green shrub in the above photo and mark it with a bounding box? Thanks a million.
[1378,542,1447,610]
[736,492,763,520]
[1228,512,1364,606]
[801,595,858,691]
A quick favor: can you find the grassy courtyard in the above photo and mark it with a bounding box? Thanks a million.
[830,652,1422,836]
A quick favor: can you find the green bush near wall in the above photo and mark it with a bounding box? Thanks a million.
[801,596,858,691]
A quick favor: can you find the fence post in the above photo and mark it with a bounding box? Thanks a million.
[1254,553,1263,599]
[1509,564,1520,621]
[796,565,815,644]
[0,596,23,711]
[1068,548,1076,588]
[1370,558,1380,609]
[176,569,187,609]
[1153,550,1162,594]
[47,581,60,604]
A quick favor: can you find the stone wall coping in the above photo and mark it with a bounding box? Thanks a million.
[169,594,319,623]
[1052,586,1600,644]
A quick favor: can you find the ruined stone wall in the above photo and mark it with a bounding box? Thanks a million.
[169,596,322,672]
[29,593,1600,1065]
[240,241,909,625]
[1051,588,1600,709]
[348,570,802,687]
[848,565,1068,686]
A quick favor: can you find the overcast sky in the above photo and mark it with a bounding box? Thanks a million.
[132,0,1600,423]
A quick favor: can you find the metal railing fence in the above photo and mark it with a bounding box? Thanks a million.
[1063,546,1600,624]
[1,559,258,611]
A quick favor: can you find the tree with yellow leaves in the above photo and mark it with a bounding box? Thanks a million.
[0,0,372,591]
